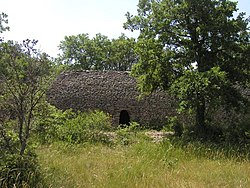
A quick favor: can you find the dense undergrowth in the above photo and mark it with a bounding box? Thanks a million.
[37,107,250,187]
[1,105,250,187]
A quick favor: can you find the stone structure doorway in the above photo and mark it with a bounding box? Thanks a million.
[119,110,130,125]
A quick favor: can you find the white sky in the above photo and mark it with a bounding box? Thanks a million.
[1,0,249,58]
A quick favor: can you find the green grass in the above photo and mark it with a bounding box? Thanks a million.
[37,134,250,188]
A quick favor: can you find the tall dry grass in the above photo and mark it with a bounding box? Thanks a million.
[37,137,250,188]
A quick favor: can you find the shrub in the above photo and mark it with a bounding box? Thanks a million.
[223,121,250,144]
[0,152,43,188]
[57,110,112,144]
[1,120,44,187]
[33,103,75,144]
[116,122,141,145]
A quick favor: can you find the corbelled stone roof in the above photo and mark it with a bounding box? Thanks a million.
[47,70,176,126]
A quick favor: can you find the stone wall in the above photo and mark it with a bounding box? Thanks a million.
[47,70,177,127]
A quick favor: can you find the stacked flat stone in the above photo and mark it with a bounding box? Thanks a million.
[47,70,176,126]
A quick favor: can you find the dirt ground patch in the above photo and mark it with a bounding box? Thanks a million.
[145,131,174,142]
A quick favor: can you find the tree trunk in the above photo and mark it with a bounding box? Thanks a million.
[18,118,25,155]
[20,139,27,155]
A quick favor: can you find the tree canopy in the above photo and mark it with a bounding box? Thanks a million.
[124,0,250,131]
[58,33,138,71]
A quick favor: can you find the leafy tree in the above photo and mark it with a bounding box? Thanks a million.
[91,33,112,70]
[58,33,111,69]
[0,14,50,187]
[108,34,138,71]
[0,39,53,155]
[124,0,250,131]
[58,33,137,71]
[58,33,92,69]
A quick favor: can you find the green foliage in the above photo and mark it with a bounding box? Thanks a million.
[0,16,52,187]
[170,67,228,113]
[56,110,112,144]
[0,152,43,188]
[223,118,250,144]
[0,39,54,155]
[125,0,250,131]
[108,34,138,71]
[116,122,141,145]
[58,33,137,70]
[0,120,19,154]
[33,103,75,144]
[164,116,183,136]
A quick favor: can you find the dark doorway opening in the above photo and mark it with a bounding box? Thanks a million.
[119,110,130,126]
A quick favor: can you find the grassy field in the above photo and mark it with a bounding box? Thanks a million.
[37,133,250,188]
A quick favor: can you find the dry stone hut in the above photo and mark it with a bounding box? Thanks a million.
[47,70,177,127]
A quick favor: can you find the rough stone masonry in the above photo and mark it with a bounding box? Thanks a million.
[47,70,177,127]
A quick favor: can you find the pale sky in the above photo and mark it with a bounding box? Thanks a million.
[1,0,249,58]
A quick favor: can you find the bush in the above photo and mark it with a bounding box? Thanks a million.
[57,110,112,144]
[223,121,250,144]
[116,122,141,145]
[0,152,43,188]
[0,116,44,187]
[33,103,75,144]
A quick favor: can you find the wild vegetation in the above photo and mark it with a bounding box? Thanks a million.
[2,105,250,187]
[0,0,250,187]
[0,40,54,187]
[125,0,250,132]
[38,139,250,188]
[58,33,138,71]
[36,110,250,187]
